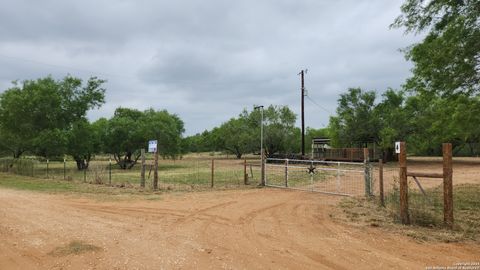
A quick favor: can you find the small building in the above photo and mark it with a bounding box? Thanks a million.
[311,137,381,162]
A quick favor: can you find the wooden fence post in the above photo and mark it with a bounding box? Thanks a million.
[379,159,384,207]
[443,143,453,228]
[244,159,248,185]
[211,159,214,188]
[399,142,410,225]
[140,148,146,188]
[363,148,371,197]
[153,147,159,190]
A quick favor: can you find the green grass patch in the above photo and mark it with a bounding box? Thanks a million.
[0,172,146,197]
[0,173,76,192]
[49,240,101,256]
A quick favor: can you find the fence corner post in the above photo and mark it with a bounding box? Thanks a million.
[443,143,454,229]
[399,141,410,225]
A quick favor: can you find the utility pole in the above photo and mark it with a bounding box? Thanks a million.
[299,70,306,157]
[254,105,265,185]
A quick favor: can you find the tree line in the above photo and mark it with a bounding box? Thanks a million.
[0,76,184,170]
[0,75,326,168]
[181,106,328,159]
[329,0,480,157]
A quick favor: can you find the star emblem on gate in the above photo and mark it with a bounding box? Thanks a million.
[307,164,317,175]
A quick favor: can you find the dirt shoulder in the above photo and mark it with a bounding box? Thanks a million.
[0,187,478,270]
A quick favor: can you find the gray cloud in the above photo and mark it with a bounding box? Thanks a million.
[0,0,421,135]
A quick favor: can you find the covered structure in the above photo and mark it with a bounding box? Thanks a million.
[311,137,381,162]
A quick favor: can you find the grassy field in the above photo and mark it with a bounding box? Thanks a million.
[0,154,262,193]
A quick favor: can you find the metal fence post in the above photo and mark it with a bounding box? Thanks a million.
[379,159,384,207]
[363,148,371,197]
[336,162,340,193]
[285,159,289,187]
[261,149,265,186]
[211,159,214,188]
[46,159,49,179]
[109,157,112,185]
[310,160,314,191]
[83,159,87,183]
[443,143,453,228]
[63,158,66,180]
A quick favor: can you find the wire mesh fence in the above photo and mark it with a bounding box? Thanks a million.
[0,158,36,177]
[0,157,261,192]
[265,158,371,196]
[372,162,449,226]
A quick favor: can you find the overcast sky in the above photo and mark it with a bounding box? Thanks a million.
[0,0,420,135]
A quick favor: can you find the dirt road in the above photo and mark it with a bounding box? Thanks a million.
[0,188,478,269]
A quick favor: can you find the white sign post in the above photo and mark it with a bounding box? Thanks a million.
[395,141,401,154]
[148,140,157,153]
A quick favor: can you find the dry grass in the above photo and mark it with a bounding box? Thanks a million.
[49,240,101,257]
[337,184,480,243]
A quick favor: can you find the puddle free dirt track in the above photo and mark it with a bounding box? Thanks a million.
[0,188,478,270]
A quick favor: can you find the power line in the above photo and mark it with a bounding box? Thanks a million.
[0,53,125,79]
[305,94,332,114]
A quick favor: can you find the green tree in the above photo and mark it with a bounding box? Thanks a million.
[140,108,185,159]
[247,105,299,157]
[329,88,381,148]
[66,120,100,170]
[392,0,480,96]
[375,89,413,160]
[404,92,480,155]
[102,108,184,169]
[0,76,106,158]
[217,117,254,159]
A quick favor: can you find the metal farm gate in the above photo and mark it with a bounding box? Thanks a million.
[265,158,373,197]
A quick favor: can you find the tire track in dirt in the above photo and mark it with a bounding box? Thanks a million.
[235,193,348,269]
[1,188,478,269]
